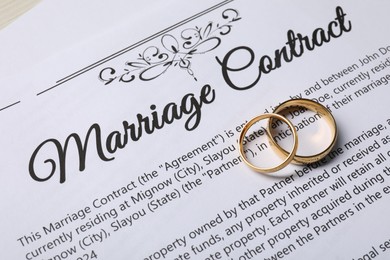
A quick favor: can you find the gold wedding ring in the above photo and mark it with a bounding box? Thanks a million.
[238,113,298,173]
[269,98,337,164]
[238,99,338,173]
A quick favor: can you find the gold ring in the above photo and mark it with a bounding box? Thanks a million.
[238,113,298,173]
[269,98,337,164]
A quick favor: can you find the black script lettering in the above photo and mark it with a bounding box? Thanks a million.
[216,6,352,90]
[184,84,216,130]
[29,84,216,183]
[106,130,128,153]
[29,124,114,183]
[216,46,259,90]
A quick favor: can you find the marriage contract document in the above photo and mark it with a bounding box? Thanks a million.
[1,1,390,259]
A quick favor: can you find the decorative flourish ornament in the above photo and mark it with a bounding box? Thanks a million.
[99,9,241,85]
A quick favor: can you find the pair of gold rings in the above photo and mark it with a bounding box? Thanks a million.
[238,98,337,173]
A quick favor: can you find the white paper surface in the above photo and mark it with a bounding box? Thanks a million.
[2,1,390,259]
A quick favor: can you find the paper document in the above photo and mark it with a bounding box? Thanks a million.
[1,1,390,259]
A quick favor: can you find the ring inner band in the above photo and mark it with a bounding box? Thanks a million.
[238,113,298,173]
[269,98,338,164]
